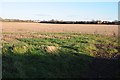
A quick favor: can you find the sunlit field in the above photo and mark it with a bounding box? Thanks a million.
[2,22,120,78]
[2,22,118,35]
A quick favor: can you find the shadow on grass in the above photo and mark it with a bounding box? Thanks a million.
[2,53,120,78]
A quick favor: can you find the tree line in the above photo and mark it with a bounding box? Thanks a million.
[40,19,119,25]
[0,17,119,25]
[0,18,35,23]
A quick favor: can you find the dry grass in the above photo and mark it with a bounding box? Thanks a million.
[2,22,118,36]
[45,46,59,54]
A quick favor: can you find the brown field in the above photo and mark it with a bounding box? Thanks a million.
[2,22,118,36]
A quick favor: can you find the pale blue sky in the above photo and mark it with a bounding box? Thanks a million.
[1,0,120,2]
[1,2,118,21]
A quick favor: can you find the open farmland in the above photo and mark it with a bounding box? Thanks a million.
[2,22,120,78]
[2,22,118,36]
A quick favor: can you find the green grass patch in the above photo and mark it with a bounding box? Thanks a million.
[2,33,120,78]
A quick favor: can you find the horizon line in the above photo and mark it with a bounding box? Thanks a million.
[0,17,118,22]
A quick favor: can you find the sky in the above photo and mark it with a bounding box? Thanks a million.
[1,1,119,21]
[1,0,120,2]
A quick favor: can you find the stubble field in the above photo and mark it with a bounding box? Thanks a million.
[2,22,118,35]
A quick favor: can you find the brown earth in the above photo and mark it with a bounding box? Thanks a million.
[1,22,118,36]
